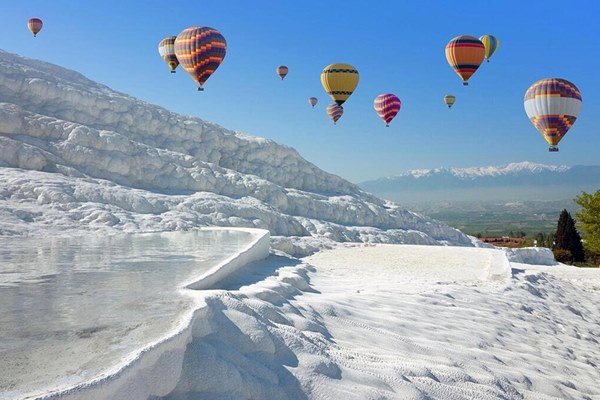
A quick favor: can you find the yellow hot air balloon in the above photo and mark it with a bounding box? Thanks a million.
[479,35,499,62]
[320,63,359,105]
[444,94,456,108]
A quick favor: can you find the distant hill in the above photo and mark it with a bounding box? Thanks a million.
[359,162,600,203]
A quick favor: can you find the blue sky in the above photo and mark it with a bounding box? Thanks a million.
[2,0,599,182]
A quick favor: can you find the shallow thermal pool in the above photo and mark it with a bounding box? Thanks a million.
[0,229,254,399]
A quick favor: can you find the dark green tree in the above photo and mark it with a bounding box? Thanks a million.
[554,209,585,262]
[536,232,545,247]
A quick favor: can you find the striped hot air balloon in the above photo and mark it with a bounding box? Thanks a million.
[27,18,43,37]
[309,97,318,108]
[445,35,485,85]
[374,94,401,127]
[321,63,359,105]
[479,35,499,62]
[327,103,343,125]
[174,26,227,91]
[158,36,179,73]
[276,66,288,80]
[444,94,456,108]
[524,78,582,152]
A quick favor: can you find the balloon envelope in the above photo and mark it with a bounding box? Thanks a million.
[445,35,485,85]
[444,94,456,108]
[309,97,318,108]
[27,18,43,37]
[174,26,227,90]
[524,78,582,151]
[276,66,288,80]
[374,94,401,126]
[321,63,359,105]
[158,36,179,73]
[479,35,499,62]
[326,103,343,124]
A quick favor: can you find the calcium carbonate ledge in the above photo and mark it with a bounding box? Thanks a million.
[30,227,270,400]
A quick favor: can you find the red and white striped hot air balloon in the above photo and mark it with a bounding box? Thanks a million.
[327,103,343,125]
[524,78,582,152]
[374,94,401,127]
[27,18,43,37]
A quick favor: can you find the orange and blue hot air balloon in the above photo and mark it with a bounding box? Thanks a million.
[158,36,179,73]
[276,66,288,80]
[327,103,343,125]
[524,78,582,152]
[27,18,43,37]
[374,94,401,127]
[174,26,227,91]
[445,35,485,85]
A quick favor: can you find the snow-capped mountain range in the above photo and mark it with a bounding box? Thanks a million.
[0,49,472,253]
[360,162,600,203]
[400,162,570,180]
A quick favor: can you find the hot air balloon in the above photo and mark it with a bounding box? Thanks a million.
[321,63,359,105]
[479,35,499,62]
[27,18,43,37]
[445,35,485,85]
[309,97,318,108]
[158,36,179,73]
[524,78,582,152]
[174,26,227,91]
[374,94,401,127]
[327,103,343,125]
[276,66,288,80]
[444,94,456,108]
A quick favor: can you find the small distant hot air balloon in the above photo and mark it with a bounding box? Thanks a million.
[321,63,359,105]
[327,103,343,125]
[158,36,179,73]
[309,97,318,108]
[174,26,227,91]
[444,94,456,108]
[27,18,43,37]
[374,94,401,127]
[479,35,499,62]
[524,78,582,152]
[445,35,485,85]
[276,66,288,80]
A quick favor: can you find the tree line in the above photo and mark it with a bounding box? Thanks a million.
[548,189,600,265]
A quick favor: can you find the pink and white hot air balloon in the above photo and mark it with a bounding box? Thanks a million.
[374,94,401,127]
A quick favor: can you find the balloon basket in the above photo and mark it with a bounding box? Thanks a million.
[171,71,176,74]
[463,82,468,86]
[549,146,559,152]
[197,87,204,92]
